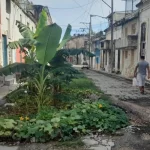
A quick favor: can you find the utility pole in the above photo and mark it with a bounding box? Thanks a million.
[89,15,92,68]
[110,0,114,72]
[80,22,91,66]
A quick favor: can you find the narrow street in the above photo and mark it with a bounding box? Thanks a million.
[83,69,150,123]
[83,69,150,150]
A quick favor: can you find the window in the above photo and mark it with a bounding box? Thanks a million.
[131,23,136,34]
[20,14,22,23]
[140,23,146,56]
[6,0,11,14]
[125,27,128,37]
[84,41,87,46]
[101,42,104,48]
[6,18,10,38]
[125,51,128,59]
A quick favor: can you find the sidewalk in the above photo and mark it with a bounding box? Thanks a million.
[0,84,18,99]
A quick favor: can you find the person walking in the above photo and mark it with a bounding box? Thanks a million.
[134,56,150,94]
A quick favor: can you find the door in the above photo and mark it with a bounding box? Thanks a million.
[2,35,8,66]
[118,50,120,70]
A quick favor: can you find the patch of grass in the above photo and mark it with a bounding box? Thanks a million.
[68,78,98,91]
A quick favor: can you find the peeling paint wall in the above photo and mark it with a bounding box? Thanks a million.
[0,0,36,66]
[138,1,150,64]
[121,49,137,78]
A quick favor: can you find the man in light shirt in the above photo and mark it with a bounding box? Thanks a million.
[134,56,150,94]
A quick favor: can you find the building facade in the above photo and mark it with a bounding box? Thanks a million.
[115,11,139,77]
[65,34,89,65]
[99,0,150,78]
[91,31,105,70]
[0,0,52,67]
[137,0,150,64]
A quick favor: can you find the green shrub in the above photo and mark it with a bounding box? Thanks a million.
[68,78,97,90]
[0,100,129,142]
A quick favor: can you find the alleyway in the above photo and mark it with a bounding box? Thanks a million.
[83,70,150,123]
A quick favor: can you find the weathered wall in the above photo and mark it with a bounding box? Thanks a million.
[138,1,150,64]
[0,0,36,66]
[121,49,137,78]
[65,36,88,65]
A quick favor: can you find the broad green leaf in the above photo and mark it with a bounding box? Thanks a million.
[8,41,22,49]
[0,131,4,136]
[19,38,38,46]
[36,120,45,125]
[34,9,47,38]
[4,131,12,136]
[57,24,72,50]
[16,21,34,39]
[36,23,62,64]
[43,124,53,134]
[51,117,60,123]
[0,63,38,75]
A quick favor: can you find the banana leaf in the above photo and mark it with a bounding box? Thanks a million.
[16,21,34,39]
[0,63,42,76]
[36,23,62,65]
[57,24,72,50]
[34,9,47,38]
[8,41,23,49]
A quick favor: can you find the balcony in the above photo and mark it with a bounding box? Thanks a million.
[100,40,111,50]
[115,35,138,49]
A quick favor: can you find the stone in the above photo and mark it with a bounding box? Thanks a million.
[141,133,150,141]
[4,103,15,107]
[0,99,6,107]
[30,137,36,143]
[106,146,111,150]
[82,139,98,146]
[115,131,124,136]
[102,139,108,146]
[108,141,115,147]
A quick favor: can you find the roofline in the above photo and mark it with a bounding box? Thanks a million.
[12,0,37,24]
[136,1,143,7]
[104,11,139,32]
[107,11,126,18]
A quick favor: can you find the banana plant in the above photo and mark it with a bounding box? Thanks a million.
[1,9,72,111]
[8,9,48,63]
[34,23,71,110]
[57,24,72,50]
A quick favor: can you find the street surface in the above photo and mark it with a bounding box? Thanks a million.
[83,70,150,106]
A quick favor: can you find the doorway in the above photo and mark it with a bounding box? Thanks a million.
[2,35,8,66]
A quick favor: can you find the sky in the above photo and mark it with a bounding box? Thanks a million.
[31,0,125,35]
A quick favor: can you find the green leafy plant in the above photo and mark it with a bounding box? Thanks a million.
[0,119,17,137]
[0,99,129,142]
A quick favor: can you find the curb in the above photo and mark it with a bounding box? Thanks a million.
[110,96,150,124]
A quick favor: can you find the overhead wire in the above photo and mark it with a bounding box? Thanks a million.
[85,0,97,22]
[47,1,97,10]
[70,10,88,24]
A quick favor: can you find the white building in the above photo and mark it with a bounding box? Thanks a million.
[137,0,150,64]
[0,0,36,67]
[115,11,139,77]
[101,12,125,72]
[0,0,52,67]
